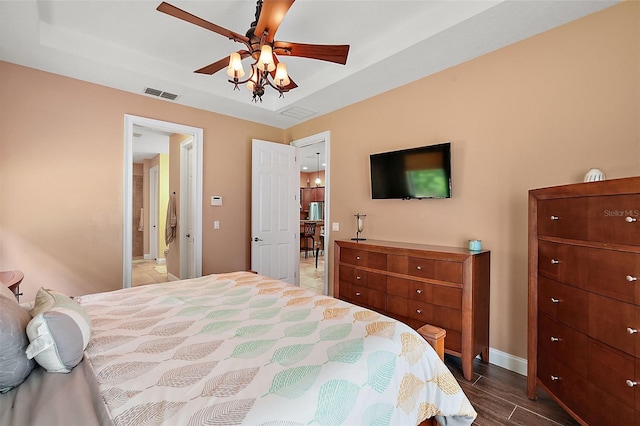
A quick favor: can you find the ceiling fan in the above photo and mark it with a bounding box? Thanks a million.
[157,0,350,102]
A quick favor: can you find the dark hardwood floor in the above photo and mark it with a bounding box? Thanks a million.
[444,355,580,426]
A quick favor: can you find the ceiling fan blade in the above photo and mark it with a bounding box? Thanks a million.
[274,41,349,65]
[157,2,249,45]
[195,50,250,75]
[254,0,295,43]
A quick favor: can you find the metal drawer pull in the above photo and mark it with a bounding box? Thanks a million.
[416,266,422,270]
[551,297,559,304]
[550,375,560,381]
[627,380,638,387]
[551,259,560,265]
[355,292,361,296]
[627,327,638,335]
[550,337,559,342]
[627,275,637,282]
[356,276,362,280]
[416,289,422,294]
[626,217,637,223]
[356,256,361,260]
[550,215,559,220]
[416,309,422,314]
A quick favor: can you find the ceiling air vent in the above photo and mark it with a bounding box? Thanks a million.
[279,106,316,120]
[143,87,179,101]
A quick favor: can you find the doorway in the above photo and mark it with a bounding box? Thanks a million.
[123,115,203,289]
[292,132,330,295]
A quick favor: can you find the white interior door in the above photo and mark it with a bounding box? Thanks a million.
[180,138,196,279]
[149,165,159,261]
[251,139,299,284]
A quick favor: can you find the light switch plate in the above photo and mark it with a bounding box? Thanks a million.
[332,222,339,231]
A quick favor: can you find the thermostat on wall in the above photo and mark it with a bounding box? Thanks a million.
[210,196,222,206]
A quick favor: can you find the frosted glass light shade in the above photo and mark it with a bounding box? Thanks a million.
[247,70,258,91]
[257,45,275,72]
[274,62,290,87]
[226,52,245,78]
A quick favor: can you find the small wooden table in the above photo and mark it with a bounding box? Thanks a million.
[1,270,24,301]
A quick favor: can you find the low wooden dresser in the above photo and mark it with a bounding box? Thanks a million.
[334,239,490,380]
[528,176,640,424]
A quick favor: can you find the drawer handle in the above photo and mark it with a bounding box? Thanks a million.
[416,309,422,314]
[356,256,361,260]
[551,297,559,304]
[627,327,638,335]
[416,266,422,270]
[355,292,361,296]
[626,217,637,223]
[550,215,559,221]
[627,380,638,387]
[356,276,362,280]
[627,275,638,282]
[550,375,560,381]
[416,289,422,294]
[550,336,559,342]
[551,259,560,265]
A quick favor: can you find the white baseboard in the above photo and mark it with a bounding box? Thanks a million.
[483,347,527,376]
[156,258,166,265]
[144,254,152,260]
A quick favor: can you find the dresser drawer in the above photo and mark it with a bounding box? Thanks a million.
[587,383,636,425]
[339,265,386,291]
[587,338,638,410]
[339,281,385,311]
[538,241,587,289]
[589,293,640,357]
[538,312,588,375]
[538,197,589,240]
[407,257,463,284]
[408,300,462,332]
[587,247,640,305]
[538,352,589,417]
[588,195,640,246]
[539,276,588,333]
[340,247,387,269]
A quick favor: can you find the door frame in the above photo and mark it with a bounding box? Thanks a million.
[123,114,203,288]
[291,131,330,295]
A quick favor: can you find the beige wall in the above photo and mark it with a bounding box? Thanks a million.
[286,2,640,359]
[0,61,284,301]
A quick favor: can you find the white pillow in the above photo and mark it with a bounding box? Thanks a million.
[26,288,91,373]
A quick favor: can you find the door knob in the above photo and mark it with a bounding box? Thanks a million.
[186,233,191,238]
[253,237,263,242]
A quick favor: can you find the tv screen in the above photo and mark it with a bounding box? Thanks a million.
[370,142,452,199]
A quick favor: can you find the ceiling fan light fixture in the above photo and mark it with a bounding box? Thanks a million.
[226,52,246,79]
[257,45,275,72]
[247,69,258,91]
[274,62,290,87]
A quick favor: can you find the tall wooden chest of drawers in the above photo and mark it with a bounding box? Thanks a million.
[528,176,640,424]
[334,239,490,380]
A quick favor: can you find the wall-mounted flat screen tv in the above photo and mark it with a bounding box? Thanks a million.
[370,142,452,199]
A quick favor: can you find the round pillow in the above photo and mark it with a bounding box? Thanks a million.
[0,298,36,393]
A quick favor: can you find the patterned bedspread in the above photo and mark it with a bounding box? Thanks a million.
[77,272,476,425]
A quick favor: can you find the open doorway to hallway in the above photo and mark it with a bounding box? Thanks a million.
[293,133,329,295]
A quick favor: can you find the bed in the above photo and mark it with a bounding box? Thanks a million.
[0,271,476,425]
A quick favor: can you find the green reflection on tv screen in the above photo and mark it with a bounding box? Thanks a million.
[406,169,449,198]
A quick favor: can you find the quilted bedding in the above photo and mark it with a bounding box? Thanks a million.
[77,271,476,425]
